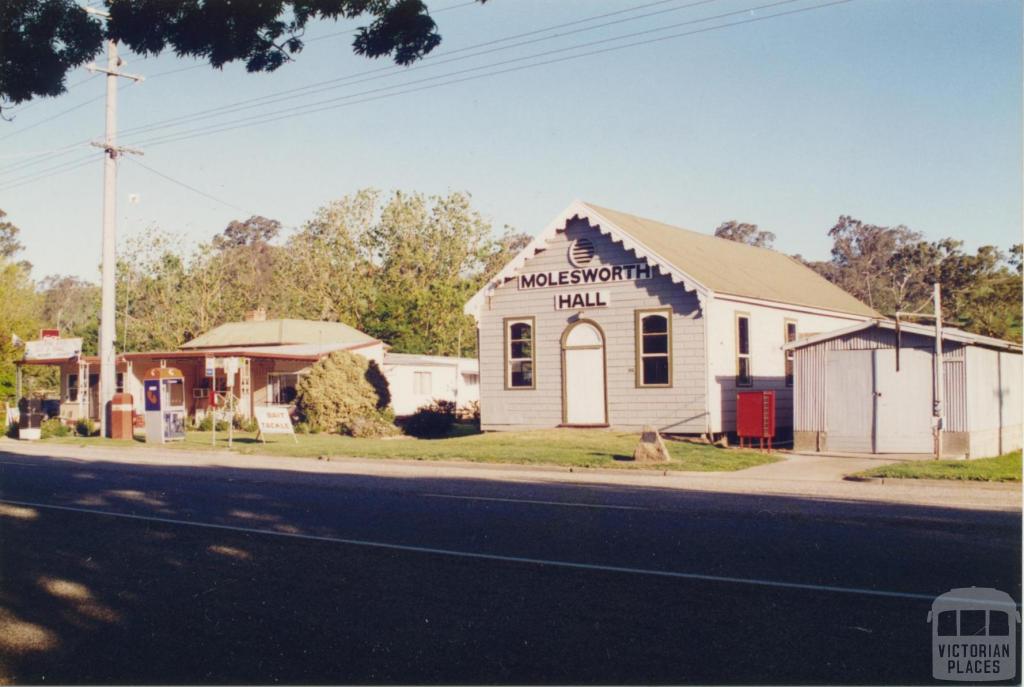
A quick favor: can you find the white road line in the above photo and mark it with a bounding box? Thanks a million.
[420,492,657,511]
[0,496,945,603]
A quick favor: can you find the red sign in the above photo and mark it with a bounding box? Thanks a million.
[40,328,60,340]
[208,389,218,408]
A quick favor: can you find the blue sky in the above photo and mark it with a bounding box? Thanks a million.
[2,0,1021,281]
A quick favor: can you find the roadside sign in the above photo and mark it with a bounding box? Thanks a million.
[24,337,82,360]
[223,356,239,378]
[205,356,216,377]
[254,406,297,443]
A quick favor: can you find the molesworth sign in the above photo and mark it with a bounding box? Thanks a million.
[518,263,652,290]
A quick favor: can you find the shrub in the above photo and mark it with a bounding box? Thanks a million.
[196,414,213,431]
[462,400,481,426]
[404,399,456,438]
[5,420,18,439]
[295,350,394,434]
[233,414,259,433]
[40,418,70,439]
[341,411,401,438]
[75,418,97,437]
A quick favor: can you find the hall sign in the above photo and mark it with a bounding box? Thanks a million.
[518,263,652,290]
[554,290,609,310]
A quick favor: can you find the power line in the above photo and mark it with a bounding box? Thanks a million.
[0,0,710,173]
[126,157,253,215]
[131,0,833,150]
[118,0,715,141]
[0,92,106,143]
[1,0,854,190]
[0,73,101,117]
[0,155,95,194]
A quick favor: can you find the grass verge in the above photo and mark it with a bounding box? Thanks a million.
[854,450,1022,482]
[36,428,778,472]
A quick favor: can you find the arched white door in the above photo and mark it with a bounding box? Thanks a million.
[561,321,607,425]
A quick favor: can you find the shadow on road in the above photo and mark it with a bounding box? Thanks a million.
[0,451,1020,684]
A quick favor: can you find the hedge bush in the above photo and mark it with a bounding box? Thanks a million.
[295,350,394,434]
[403,399,456,438]
[5,421,18,439]
[75,418,97,437]
[40,418,69,439]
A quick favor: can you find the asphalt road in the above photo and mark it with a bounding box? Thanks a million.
[0,449,1019,684]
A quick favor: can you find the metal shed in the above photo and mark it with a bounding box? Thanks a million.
[787,321,1022,458]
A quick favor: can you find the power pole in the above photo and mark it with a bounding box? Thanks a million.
[85,13,144,436]
[933,282,944,460]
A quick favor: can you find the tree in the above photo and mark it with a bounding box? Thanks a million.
[2,0,484,114]
[714,220,775,249]
[209,215,283,315]
[818,215,922,313]
[37,275,100,354]
[0,211,40,401]
[0,210,23,259]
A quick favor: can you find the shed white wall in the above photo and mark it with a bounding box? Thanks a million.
[383,362,479,416]
[966,347,1023,457]
[999,352,1022,454]
[707,297,868,434]
[477,218,706,432]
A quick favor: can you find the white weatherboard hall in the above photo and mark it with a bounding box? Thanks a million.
[465,201,878,434]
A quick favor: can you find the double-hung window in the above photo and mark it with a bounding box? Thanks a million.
[736,313,752,387]
[636,309,672,387]
[505,317,535,389]
[784,319,797,387]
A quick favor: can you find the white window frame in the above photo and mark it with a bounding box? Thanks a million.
[504,317,536,390]
[635,308,672,388]
[784,319,797,387]
[736,313,752,387]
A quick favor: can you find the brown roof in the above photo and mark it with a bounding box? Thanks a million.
[582,202,879,317]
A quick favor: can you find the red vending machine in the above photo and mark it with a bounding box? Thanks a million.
[736,390,776,452]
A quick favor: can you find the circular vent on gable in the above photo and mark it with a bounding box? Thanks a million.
[568,237,595,267]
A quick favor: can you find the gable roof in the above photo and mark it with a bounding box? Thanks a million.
[465,200,879,319]
[181,319,379,349]
[783,319,1023,353]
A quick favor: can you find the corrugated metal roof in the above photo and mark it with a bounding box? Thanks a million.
[785,319,1023,353]
[581,202,879,317]
[181,319,378,349]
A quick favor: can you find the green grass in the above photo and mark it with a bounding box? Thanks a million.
[37,427,778,472]
[855,450,1022,482]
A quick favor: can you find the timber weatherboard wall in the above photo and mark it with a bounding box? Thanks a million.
[707,298,869,436]
[477,218,706,432]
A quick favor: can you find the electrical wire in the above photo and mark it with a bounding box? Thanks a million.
[131,0,839,150]
[118,0,718,140]
[1,0,854,190]
[126,157,254,215]
[0,0,714,175]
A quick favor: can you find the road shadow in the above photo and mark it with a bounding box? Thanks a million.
[0,449,1020,684]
